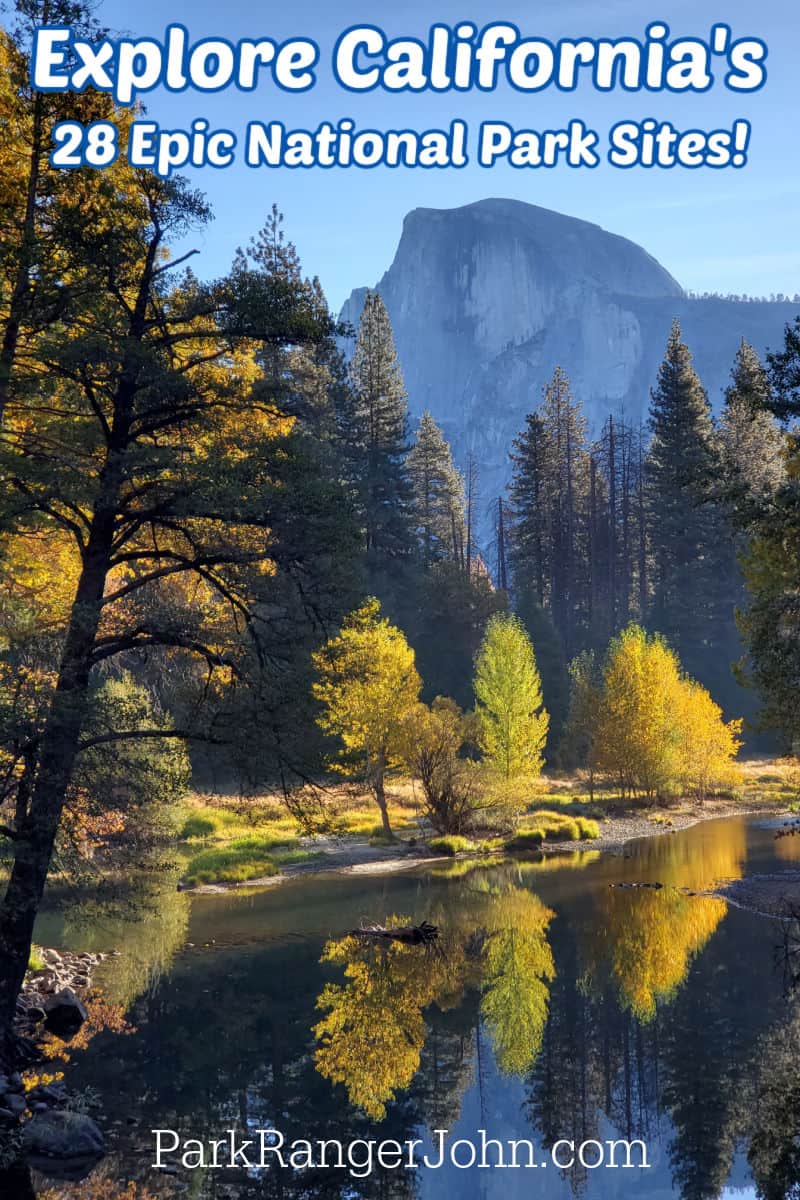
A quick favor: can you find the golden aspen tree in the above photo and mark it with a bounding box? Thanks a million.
[312,599,421,839]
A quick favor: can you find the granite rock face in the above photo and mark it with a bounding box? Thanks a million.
[341,199,795,538]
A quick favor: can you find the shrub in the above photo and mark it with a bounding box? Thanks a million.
[28,945,46,972]
[401,698,482,834]
[428,835,475,856]
[479,774,542,833]
[575,817,600,840]
[505,829,544,851]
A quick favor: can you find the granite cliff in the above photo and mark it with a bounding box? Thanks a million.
[341,199,795,531]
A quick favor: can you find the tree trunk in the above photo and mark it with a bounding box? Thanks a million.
[0,444,126,1041]
[0,537,113,1035]
[372,751,395,841]
[0,224,152,1046]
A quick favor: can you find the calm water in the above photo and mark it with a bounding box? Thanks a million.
[27,816,800,1199]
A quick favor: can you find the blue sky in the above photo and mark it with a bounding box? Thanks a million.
[96,0,798,311]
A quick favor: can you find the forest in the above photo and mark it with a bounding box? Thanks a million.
[0,0,799,1119]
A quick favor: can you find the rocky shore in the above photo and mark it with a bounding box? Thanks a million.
[1,947,111,1174]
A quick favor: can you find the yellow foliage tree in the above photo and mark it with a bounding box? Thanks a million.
[675,679,743,800]
[474,613,549,780]
[595,625,683,800]
[312,599,421,838]
[594,624,741,802]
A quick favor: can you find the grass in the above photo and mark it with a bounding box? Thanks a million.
[428,835,476,856]
[506,810,600,850]
[177,788,419,885]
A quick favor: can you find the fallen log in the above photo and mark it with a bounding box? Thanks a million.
[347,921,439,945]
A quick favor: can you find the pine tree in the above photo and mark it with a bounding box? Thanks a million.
[646,321,727,684]
[735,323,800,747]
[540,368,591,657]
[719,341,785,513]
[348,291,414,575]
[509,412,548,606]
[406,412,465,567]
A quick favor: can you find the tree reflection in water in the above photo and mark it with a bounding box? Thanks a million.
[19,818,800,1200]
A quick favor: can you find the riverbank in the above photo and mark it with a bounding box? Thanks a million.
[185,793,792,893]
[173,758,797,892]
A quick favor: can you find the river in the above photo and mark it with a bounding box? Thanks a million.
[26,814,800,1199]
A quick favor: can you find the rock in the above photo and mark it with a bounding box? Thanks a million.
[0,1107,15,1123]
[340,199,797,542]
[5,1093,26,1116]
[23,1110,105,1160]
[72,975,90,989]
[44,989,88,1038]
[26,1006,46,1024]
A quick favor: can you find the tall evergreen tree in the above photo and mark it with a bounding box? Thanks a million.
[646,321,728,689]
[509,370,590,659]
[347,291,415,590]
[734,320,800,747]
[719,341,785,514]
[541,367,591,657]
[407,411,465,567]
[509,412,548,607]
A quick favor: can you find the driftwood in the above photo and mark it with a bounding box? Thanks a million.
[347,920,439,945]
[609,881,664,890]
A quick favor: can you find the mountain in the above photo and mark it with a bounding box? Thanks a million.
[340,198,796,542]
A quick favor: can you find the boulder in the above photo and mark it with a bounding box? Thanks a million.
[43,989,87,1039]
[23,1110,105,1161]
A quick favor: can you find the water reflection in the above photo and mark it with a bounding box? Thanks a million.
[23,817,800,1199]
[314,884,555,1117]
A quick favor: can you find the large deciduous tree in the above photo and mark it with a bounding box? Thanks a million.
[473,613,549,780]
[0,169,355,1055]
[312,598,421,839]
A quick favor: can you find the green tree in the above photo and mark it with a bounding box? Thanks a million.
[407,411,465,567]
[509,412,548,608]
[722,320,800,748]
[0,0,138,428]
[515,588,570,751]
[646,321,728,688]
[411,560,507,707]
[560,649,601,791]
[509,371,591,658]
[312,599,421,839]
[473,613,549,779]
[347,291,414,580]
